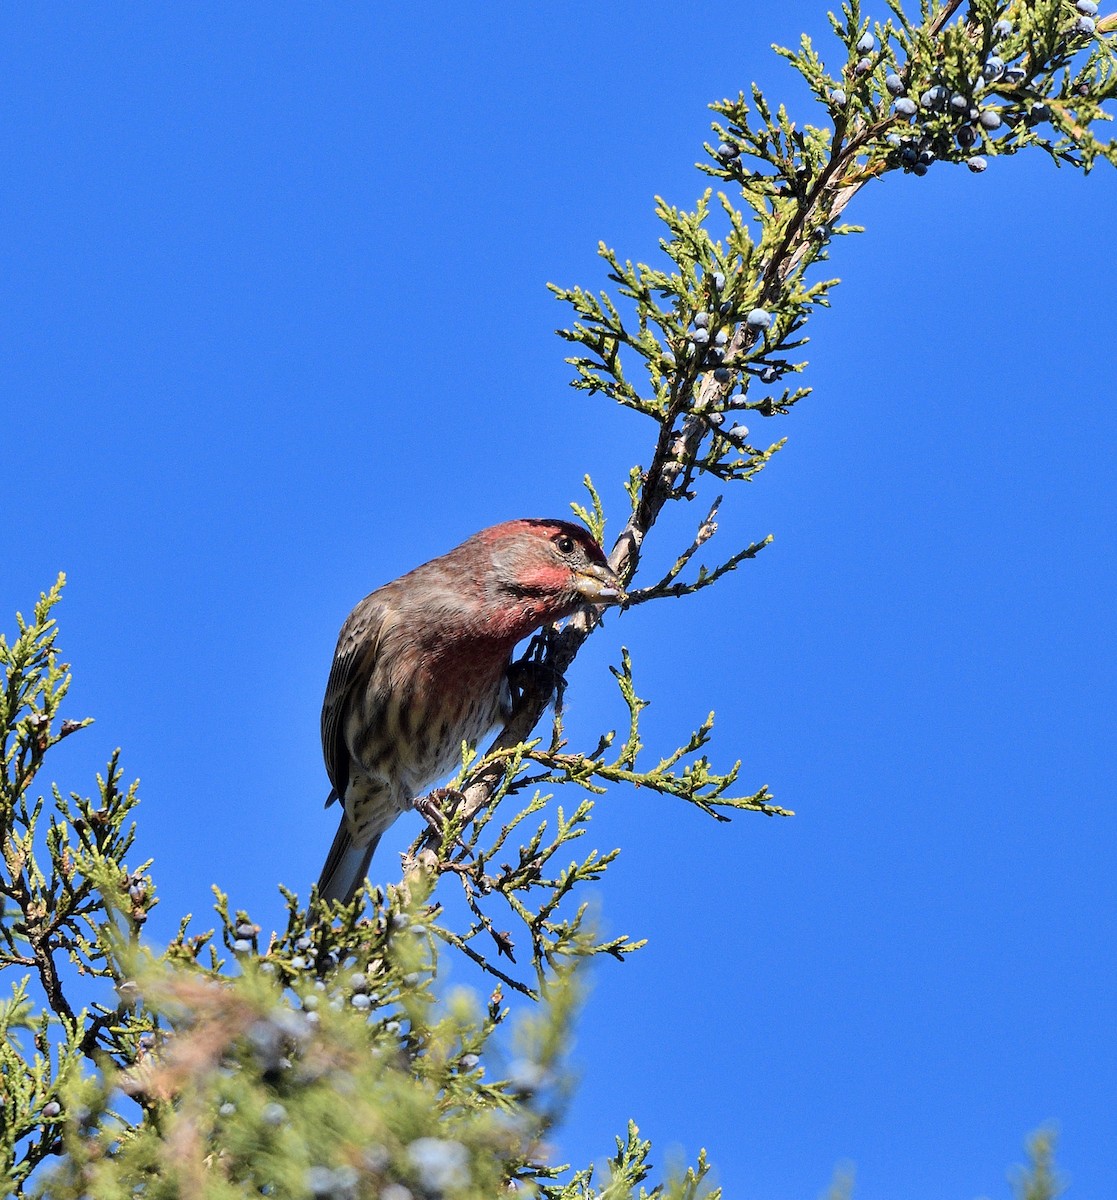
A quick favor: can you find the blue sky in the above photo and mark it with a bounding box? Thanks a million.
[2,5,1115,1198]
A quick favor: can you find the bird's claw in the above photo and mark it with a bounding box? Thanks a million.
[506,656,565,718]
[413,787,472,856]
[413,786,464,830]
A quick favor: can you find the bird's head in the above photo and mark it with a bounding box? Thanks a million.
[478,519,626,631]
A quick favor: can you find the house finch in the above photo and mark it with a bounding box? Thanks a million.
[317,518,625,903]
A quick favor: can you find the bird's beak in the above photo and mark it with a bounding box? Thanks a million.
[574,561,627,606]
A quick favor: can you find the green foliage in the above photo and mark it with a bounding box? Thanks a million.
[37,915,569,1200]
[2,2,1113,1195]
[1013,1130,1066,1200]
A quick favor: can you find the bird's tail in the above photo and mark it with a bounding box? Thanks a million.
[316,818,382,904]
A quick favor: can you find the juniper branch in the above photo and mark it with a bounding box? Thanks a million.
[403,0,1117,988]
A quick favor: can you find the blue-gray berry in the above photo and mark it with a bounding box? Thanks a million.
[983,56,1005,81]
[219,1102,236,1117]
[1075,15,1096,33]
[950,93,968,112]
[460,1053,481,1070]
[42,1101,61,1119]
[306,1167,335,1198]
[290,956,307,971]
[116,981,141,1007]
[1077,0,1098,14]
[713,367,731,383]
[830,88,847,107]
[351,993,371,1010]
[979,109,1002,130]
[966,155,988,172]
[920,84,947,109]
[1004,67,1027,84]
[690,328,710,345]
[233,939,252,954]
[333,1166,359,1195]
[712,272,726,291]
[1029,102,1051,122]
[856,32,876,53]
[235,922,255,939]
[726,424,751,442]
[957,125,977,148]
[694,311,710,328]
[760,365,780,384]
[894,97,917,116]
[717,142,739,159]
[295,935,313,951]
[349,972,369,992]
[407,1138,470,1193]
[745,308,772,330]
[713,329,728,347]
[885,73,904,96]
[993,19,1013,37]
[262,1102,287,1126]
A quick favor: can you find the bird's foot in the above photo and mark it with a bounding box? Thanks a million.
[413,787,470,854]
[506,655,565,719]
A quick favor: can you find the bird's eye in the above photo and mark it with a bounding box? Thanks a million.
[555,534,576,555]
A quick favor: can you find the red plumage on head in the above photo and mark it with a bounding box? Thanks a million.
[468,518,613,640]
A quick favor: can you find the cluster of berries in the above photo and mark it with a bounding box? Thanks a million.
[715,7,1099,183]
[682,302,798,444]
[678,278,780,446]
[830,9,1098,178]
[880,19,1028,176]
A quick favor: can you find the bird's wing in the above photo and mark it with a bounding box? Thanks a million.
[320,595,388,802]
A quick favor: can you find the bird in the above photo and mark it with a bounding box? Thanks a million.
[316,518,625,903]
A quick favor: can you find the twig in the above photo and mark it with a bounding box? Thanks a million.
[430,924,536,998]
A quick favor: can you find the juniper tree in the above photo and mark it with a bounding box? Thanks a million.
[2,2,1111,1196]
